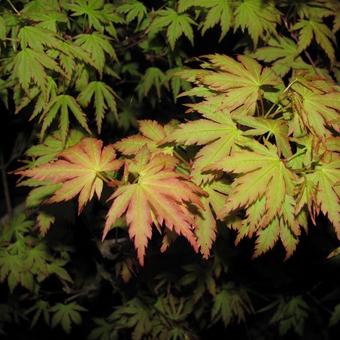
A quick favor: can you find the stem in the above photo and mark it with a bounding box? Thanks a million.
[259,94,265,116]
[264,79,298,118]
[6,0,20,15]
[0,152,12,217]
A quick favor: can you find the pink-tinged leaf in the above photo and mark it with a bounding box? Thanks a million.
[17,138,122,213]
[103,151,203,265]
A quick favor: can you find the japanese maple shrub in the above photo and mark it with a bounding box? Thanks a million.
[17,54,340,265]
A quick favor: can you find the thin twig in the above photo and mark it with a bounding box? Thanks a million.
[6,0,20,15]
[0,151,12,217]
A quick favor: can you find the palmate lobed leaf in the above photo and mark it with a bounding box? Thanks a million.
[182,54,281,117]
[103,149,205,265]
[114,120,175,157]
[169,96,248,183]
[17,138,123,213]
[291,81,340,138]
[78,81,118,133]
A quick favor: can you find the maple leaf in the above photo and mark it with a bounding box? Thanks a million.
[78,81,118,133]
[195,180,229,258]
[292,19,336,62]
[169,96,247,182]
[115,120,174,157]
[252,36,308,77]
[291,82,339,138]
[66,0,121,33]
[25,129,85,167]
[22,1,69,32]
[235,116,292,157]
[18,26,61,51]
[37,211,55,236]
[12,48,64,92]
[148,8,195,50]
[17,138,123,213]
[118,1,147,26]
[234,0,280,46]
[75,33,117,74]
[297,160,340,238]
[207,143,296,224]
[39,95,91,144]
[50,302,86,334]
[188,54,281,116]
[200,0,232,41]
[102,149,204,265]
[137,67,167,99]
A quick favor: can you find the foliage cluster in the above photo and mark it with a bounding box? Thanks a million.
[0,0,339,338]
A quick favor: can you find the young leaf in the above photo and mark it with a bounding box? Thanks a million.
[118,1,147,26]
[75,33,117,74]
[183,55,281,116]
[169,97,247,182]
[234,0,280,46]
[12,48,64,92]
[51,302,86,334]
[115,120,171,156]
[17,138,123,213]
[201,0,232,41]
[291,82,339,138]
[137,67,166,99]
[40,95,91,143]
[149,8,195,50]
[252,36,306,76]
[78,81,118,133]
[103,150,204,265]
[292,19,336,62]
[235,116,292,157]
[208,144,296,221]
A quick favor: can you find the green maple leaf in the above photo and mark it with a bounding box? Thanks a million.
[212,284,253,326]
[78,81,118,133]
[330,304,340,327]
[22,1,69,32]
[12,48,64,92]
[137,67,166,99]
[234,0,281,46]
[149,8,195,50]
[292,19,336,62]
[51,302,86,334]
[66,0,121,33]
[36,211,55,236]
[0,16,6,40]
[75,33,117,74]
[25,129,84,166]
[40,95,91,143]
[110,298,153,339]
[252,36,308,76]
[169,96,247,182]
[291,81,339,138]
[18,26,61,51]
[200,0,232,41]
[235,116,292,157]
[184,54,281,116]
[118,1,147,26]
[270,296,309,336]
[25,300,50,328]
[297,160,340,238]
[88,318,115,340]
[115,120,173,156]
[208,143,296,224]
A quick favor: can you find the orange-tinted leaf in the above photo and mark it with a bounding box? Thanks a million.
[103,151,204,265]
[17,138,122,213]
